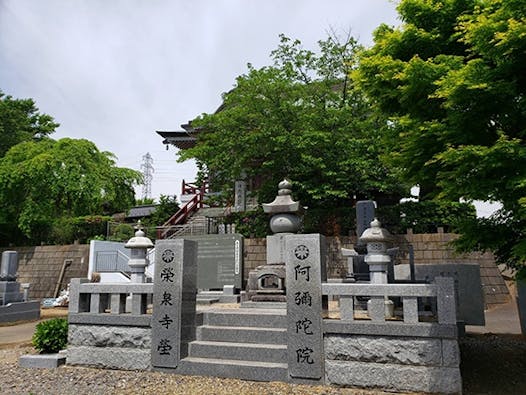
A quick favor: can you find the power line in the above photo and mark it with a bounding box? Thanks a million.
[140,152,154,200]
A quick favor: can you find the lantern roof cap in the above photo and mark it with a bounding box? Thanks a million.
[125,221,154,249]
[359,218,392,244]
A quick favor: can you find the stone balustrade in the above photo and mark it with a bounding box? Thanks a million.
[323,277,456,325]
[68,278,153,327]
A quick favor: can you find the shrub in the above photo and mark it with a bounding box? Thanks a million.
[32,318,68,353]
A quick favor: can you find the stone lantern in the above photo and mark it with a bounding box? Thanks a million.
[359,218,394,317]
[243,179,302,304]
[125,222,154,283]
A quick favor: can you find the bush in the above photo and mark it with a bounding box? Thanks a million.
[32,318,68,353]
[50,215,111,244]
[223,208,270,238]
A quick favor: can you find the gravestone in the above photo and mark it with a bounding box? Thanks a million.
[151,239,197,369]
[234,180,247,212]
[394,263,485,325]
[285,234,327,381]
[0,251,40,323]
[356,200,375,238]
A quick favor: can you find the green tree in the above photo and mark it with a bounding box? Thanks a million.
[356,0,526,268]
[0,138,142,245]
[0,91,58,157]
[146,195,180,227]
[179,34,408,211]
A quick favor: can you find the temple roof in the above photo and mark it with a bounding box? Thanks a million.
[156,130,197,150]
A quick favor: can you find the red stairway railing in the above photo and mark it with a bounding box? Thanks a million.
[157,179,209,239]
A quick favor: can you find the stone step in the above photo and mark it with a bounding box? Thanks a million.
[178,357,288,382]
[188,340,287,363]
[197,325,286,344]
[203,309,287,328]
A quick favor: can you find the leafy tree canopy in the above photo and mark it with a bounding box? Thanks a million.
[0,91,58,157]
[356,0,526,268]
[179,34,409,209]
[0,138,142,245]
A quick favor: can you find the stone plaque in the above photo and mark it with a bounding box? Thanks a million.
[179,234,243,290]
[356,200,375,237]
[151,239,197,369]
[285,234,327,380]
[394,263,485,325]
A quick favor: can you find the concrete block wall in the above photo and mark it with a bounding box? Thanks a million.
[1,244,90,300]
[243,230,509,308]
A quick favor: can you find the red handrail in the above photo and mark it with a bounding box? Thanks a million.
[157,190,204,239]
[181,179,209,196]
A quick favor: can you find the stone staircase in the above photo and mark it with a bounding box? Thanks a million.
[179,308,288,382]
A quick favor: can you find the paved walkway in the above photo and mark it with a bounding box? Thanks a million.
[466,297,522,335]
[0,299,523,347]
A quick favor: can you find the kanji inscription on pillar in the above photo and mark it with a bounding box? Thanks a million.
[285,234,326,380]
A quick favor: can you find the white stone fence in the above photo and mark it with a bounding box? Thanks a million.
[69,279,153,327]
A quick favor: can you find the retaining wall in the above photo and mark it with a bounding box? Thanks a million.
[1,244,90,300]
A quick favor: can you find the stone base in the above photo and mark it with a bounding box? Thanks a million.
[240,301,286,309]
[0,300,40,323]
[67,345,151,370]
[326,360,461,394]
[19,353,66,368]
[324,334,461,394]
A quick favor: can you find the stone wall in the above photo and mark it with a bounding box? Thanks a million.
[324,333,461,393]
[67,324,151,370]
[243,230,509,307]
[1,244,90,300]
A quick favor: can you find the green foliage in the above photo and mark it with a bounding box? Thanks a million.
[135,198,155,205]
[179,34,408,211]
[377,200,476,234]
[108,223,135,242]
[223,208,270,238]
[32,318,68,354]
[303,206,356,236]
[0,91,58,158]
[144,195,180,227]
[0,138,142,245]
[356,0,526,267]
[50,215,110,245]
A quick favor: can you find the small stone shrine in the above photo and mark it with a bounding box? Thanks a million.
[243,179,302,304]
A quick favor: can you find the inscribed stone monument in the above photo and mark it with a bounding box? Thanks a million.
[285,234,327,380]
[151,239,197,368]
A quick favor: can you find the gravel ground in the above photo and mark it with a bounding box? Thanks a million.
[1,334,525,395]
[460,333,526,395]
[0,345,397,395]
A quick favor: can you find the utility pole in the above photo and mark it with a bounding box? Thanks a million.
[140,152,154,200]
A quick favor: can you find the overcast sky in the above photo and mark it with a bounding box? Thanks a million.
[0,0,401,201]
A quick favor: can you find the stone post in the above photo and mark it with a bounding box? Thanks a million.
[151,239,198,369]
[285,234,327,383]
